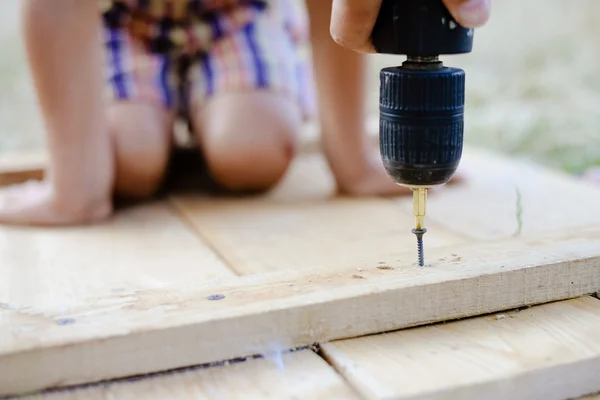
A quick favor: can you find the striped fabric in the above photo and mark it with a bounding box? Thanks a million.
[101,0,315,119]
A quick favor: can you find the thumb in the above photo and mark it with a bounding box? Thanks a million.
[442,0,491,28]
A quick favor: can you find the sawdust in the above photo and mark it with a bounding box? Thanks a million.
[352,274,365,279]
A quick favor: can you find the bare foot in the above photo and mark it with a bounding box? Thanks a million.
[0,180,112,226]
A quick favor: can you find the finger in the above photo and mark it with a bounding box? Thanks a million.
[330,0,382,52]
[442,0,491,28]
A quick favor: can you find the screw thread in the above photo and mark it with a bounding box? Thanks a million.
[411,228,427,267]
[416,237,424,266]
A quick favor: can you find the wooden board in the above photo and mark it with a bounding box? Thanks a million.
[21,350,360,400]
[172,195,463,275]
[400,147,600,240]
[3,132,600,398]
[2,226,599,396]
[0,150,45,186]
[321,296,600,400]
[0,201,233,311]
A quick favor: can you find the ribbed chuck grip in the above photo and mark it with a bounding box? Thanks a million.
[379,65,465,186]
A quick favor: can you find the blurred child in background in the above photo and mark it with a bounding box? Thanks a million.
[0,0,490,225]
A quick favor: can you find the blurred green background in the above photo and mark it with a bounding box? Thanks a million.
[1,0,599,174]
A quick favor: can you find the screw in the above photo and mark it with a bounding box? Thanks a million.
[411,228,427,266]
[207,294,225,301]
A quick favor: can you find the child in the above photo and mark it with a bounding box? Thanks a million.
[0,0,435,226]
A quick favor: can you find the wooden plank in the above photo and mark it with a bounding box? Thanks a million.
[0,150,46,186]
[0,201,234,310]
[171,150,464,275]
[407,147,600,240]
[1,227,599,396]
[21,350,360,400]
[320,296,600,400]
[172,195,463,275]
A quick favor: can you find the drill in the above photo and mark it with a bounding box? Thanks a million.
[371,0,474,266]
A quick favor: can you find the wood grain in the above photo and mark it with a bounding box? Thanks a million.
[172,193,463,275]
[171,147,465,276]
[321,296,600,400]
[405,147,600,240]
[2,227,599,396]
[21,350,360,400]
[0,201,233,310]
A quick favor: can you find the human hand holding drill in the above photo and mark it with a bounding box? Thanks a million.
[329,0,490,52]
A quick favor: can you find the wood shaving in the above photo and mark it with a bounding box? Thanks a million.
[376,265,394,270]
[352,274,365,279]
[357,268,363,272]
[495,314,505,320]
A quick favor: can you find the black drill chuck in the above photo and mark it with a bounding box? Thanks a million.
[372,0,474,187]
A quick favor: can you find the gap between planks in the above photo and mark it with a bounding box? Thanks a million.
[319,296,600,400]
[1,226,600,396]
[12,348,364,400]
[10,298,600,400]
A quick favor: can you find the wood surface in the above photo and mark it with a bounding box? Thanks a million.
[2,226,599,396]
[172,194,463,275]
[2,133,600,398]
[0,201,233,311]
[404,148,600,240]
[321,296,600,400]
[0,150,46,186]
[20,350,360,400]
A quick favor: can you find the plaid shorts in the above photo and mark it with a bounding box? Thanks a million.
[101,0,315,120]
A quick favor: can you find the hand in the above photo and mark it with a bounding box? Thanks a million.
[330,0,491,52]
[0,180,111,226]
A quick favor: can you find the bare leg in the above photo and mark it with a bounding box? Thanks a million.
[305,0,426,196]
[191,91,301,193]
[109,103,174,199]
[0,0,113,225]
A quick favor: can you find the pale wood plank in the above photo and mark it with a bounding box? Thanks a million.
[171,150,465,275]
[0,150,46,186]
[22,351,360,400]
[0,201,234,311]
[172,195,463,275]
[1,227,599,396]
[407,147,600,240]
[321,296,600,400]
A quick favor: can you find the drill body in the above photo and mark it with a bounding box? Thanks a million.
[371,0,474,265]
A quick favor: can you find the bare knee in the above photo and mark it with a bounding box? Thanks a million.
[109,103,174,198]
[194,92,302,193]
